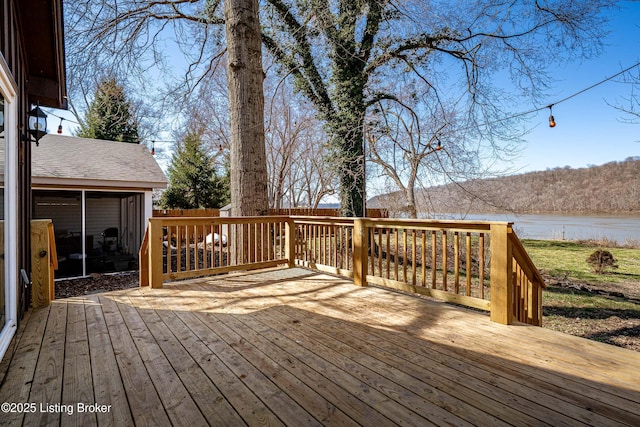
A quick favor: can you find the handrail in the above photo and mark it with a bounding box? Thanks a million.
[153,208,389,218]
[510,230,547,326]
[364,217,497,231]
[509,230,546,287]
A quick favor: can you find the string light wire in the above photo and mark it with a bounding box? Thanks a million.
[41,61,640,146]
[483,60,640,129]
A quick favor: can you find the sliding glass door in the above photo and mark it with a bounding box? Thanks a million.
[0,64,18,359]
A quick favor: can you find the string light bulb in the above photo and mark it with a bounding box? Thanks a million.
[57,118,63,134]
[548,105,556,128]
[427,140,442,155]
[151,141,155,155]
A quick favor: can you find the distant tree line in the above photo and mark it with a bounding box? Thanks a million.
[372,158,640,215]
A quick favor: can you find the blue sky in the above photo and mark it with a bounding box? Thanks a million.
[511,1,640,173]
[50,1,640,176]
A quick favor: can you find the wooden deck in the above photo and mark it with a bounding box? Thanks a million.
[1,267,639,426]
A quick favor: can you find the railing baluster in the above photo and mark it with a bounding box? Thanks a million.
[302,223,306,261]
[335,224,338,268]
[187,225,192,271]
[344,226,348,270]
[442,231,448,292]
[394,230,399,281]
[348,227,353,271]
[208,223,213,269]
[267,222,272,261]
[386,229,391,279]
[466,232,472,296]
[421,231,426,287]
[326,225,330,266]
[259,222,264,263]
[403,229,408,283]
[369,228,375,276]
[479,233,485,299]
[253,222,258,263]
[320,224,324,264]
[314,224,318,262]
[234,223,240,265]
[378,228,383,277]
[277,220,281,260]
[176,225,182,273]
[431,231,437,289]
[412,230,417,286]
[454,231,460,294]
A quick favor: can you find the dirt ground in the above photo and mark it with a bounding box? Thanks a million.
[540,273,640,352]
[54,271,139,299]
[53,270,640,352]
[543,273,640,300]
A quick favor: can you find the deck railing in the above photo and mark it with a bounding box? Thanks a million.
[141,215,545,325]
[140,216,294,287]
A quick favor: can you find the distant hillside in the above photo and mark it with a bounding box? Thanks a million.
[371,157,640,215]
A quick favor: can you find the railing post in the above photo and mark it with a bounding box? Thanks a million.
[490,223,513,324]
[353,218,368,287]
[148,218,164,289]
[285,217,296,268]
[30,219,57,308]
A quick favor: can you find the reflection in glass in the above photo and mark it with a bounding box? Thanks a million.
[33,191,82,277]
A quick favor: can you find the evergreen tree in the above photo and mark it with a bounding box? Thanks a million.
[77,77,140,143]
[160,132,230,209]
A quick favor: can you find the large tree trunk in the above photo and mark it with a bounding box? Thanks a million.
[225,0,269,217]
[334,126,365,217]
[332,68,366,218]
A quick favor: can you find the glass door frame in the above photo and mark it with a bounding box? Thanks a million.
[0,56,19,358]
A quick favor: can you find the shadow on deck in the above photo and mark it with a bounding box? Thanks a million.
[1,267,639,426]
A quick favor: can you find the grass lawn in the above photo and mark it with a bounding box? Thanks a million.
[522,239,640,351]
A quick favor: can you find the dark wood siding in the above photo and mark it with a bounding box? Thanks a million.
[1,0,35,317]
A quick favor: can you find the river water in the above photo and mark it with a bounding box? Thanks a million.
[427,213,640,243]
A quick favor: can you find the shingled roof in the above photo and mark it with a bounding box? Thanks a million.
[32,134,167,189]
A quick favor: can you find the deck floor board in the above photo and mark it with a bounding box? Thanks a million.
[1,267,639,426]
[23,301,67,426]
[83,295,134,427]
[61,298,95,427]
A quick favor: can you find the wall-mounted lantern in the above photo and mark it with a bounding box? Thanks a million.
[27,105,48,145]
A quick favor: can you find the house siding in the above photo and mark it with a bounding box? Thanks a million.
[1,0,31,321]
[0,0,66,360]
[0,0,29,361]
